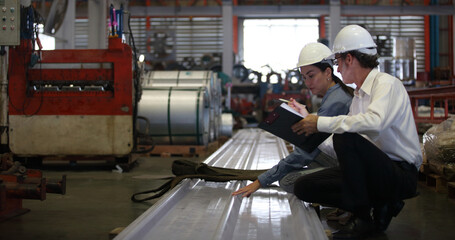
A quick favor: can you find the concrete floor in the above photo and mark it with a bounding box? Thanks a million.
[0,155,455,240]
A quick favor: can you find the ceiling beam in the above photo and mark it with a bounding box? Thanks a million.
[126,5,454,18]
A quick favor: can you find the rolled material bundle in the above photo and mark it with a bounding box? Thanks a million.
[143,71,217,101]
[142,70,222,143]
[220,113,233,137]
[138,87,210,146]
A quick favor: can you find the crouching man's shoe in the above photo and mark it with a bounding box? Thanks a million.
[333,216,376,240]
[373,200,405,232]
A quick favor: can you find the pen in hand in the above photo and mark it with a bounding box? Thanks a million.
[279,98,290,103]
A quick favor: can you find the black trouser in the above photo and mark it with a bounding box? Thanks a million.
[294,133,418,217]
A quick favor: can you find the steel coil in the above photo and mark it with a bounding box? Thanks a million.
[141,70,223,144]
[143,70,217,101]
[138,87,210,146]
[220,113,233,137]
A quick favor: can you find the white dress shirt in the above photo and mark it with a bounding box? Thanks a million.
[317,69,423,169]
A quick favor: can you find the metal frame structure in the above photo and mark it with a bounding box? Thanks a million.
[408,86,455,124]
[127,4,454,17]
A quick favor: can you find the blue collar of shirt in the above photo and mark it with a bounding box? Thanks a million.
[321,83,341,102]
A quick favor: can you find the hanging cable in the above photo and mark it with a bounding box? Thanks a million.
[126,8,154,153]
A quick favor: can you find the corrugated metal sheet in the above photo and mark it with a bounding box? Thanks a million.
[115,129,328,240]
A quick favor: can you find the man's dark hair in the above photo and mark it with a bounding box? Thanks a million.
[312,62,354,97]
[340,50,379,69]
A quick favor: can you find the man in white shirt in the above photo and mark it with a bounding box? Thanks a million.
[291,25,422,239]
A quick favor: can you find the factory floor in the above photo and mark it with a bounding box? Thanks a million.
[0,153,455,240]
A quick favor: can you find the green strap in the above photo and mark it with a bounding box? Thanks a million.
[131,159,268,203]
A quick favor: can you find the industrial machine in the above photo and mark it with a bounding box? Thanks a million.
[0,3,133,220]
[0,0,69,221]
[8,37,134,160]
[7,6,135,165]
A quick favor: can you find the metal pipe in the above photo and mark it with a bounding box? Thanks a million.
[4,178,46,201]
[0,47,8,149]
[23,175,66,195]
[425,15,431,73]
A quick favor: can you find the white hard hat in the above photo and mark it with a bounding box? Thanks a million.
[296,42,333,68]
[328,25,377,59]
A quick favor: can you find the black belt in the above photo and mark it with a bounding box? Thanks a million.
[393,160,417,173]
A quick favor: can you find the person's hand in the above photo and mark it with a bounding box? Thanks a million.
[291,114,319,136]
[232,179,261,197]
[288,98,309,117]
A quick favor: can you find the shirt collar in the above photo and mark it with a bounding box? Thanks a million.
[357,68,379,97]
[321,83,340,102]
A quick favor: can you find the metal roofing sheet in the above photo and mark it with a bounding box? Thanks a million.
[115,129,327,240]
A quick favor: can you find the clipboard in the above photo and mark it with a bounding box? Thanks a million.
[258,103,330,153]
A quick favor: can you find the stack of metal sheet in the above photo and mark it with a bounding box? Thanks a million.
[116,129,327,240]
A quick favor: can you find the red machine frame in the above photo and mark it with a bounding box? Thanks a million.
[6,37,134,157]
[8,38,132,117]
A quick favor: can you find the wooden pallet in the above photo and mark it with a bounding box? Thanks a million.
[448,182,455,200]
[419,163,455,197]
[425,173,448,193]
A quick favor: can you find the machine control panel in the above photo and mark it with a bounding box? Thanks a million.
[0,0,20,46]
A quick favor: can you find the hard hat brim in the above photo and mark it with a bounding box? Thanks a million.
[327,46,378,60]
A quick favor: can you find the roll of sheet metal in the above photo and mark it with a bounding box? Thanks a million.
[144,70,216,100]
[220,113,233,137]
[138,87,210,146]
[142,70,222,143]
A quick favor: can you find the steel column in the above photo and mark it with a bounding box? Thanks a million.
[54,0,75,49]
[222,0,234,77]
[88,0,108,49]
[329,0,341,49]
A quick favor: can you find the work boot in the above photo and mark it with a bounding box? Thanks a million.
[333,216,376,239]
[373,200,405,232]
[326,208,353,225]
